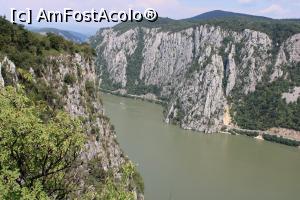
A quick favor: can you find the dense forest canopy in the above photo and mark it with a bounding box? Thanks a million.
[111,13,300,44]
[232,63,300,131]
[0,16,94,71]
[0,86,85,199]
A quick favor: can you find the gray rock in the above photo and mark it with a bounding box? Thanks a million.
[282,86,300,103]
[0,62,4,87]
[93,24,300,133]
[0,54,142,199]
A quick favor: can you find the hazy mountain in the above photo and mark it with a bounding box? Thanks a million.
[28,27,88,43]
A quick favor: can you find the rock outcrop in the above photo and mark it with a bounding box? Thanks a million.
[0,54,143,199]
[91,25,300,133]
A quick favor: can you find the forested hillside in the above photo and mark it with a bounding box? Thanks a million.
[0,17,93,68]
[91,11,300,134]
[0,16,143,199]
[29,27,88,43]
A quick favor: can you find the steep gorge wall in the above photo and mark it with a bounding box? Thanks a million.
[91,25,300,133]
[0,54,143,199]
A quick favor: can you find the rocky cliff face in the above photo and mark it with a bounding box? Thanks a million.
[0,54,143,199]
[91,24,300,133]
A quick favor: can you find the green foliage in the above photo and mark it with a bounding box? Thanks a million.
[169,99,185,124]
[186,55,201,78]
[99,14,300,103]
[1,63,16,85]
[85,158,141,200]
[228,130,237,135]
[47,32,67,51]
[64,73,77,85]
[129,84,161,96]
[76,63,83,78]
[232,75,300,131]
[219,37,234,88]
[233,42,244,67]
[0,86,85,199]
[85,80,96,96]
[0,170,49,200]
[262,134,300,147]
[187,17,300,45]
[17,68,34,82]
[0,17,143,199]
[0,16,94,71]
[62,84,68,96]
[125,28,145,93]
[17,73,64,109]
[98,163,138,200]
[231,129,259,137]
[95,50,122,92]
[113,16,300,45]
[132,168,144,194]
[96,28,160,96]
[112,17,195,34]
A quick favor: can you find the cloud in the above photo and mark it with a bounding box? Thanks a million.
[0,0,207,19]
[259,4,287,15]
[130,0,207,19]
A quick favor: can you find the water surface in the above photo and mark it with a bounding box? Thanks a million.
[102,93,300,200]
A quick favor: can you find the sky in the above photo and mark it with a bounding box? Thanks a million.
[1,0,299,35]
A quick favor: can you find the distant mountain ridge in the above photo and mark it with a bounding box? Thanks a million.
[109,10,300,43]
[28,27,88,43]
[186,10,271,21]
[91,10,300,134]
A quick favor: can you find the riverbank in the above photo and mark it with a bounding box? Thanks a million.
[102,93,300,200]
[100,88,166,105]
[223,126,300,148]
[101,90,300,148]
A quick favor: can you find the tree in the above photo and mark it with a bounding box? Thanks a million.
[0,86,85,199]
[47,33,65,51]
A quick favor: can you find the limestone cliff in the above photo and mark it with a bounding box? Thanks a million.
[0,54,143,199]
[91,22,300,133]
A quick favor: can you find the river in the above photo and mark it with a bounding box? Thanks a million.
[102,93,300,200]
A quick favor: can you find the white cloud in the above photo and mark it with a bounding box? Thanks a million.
[259,4,287,15]
[130,0,207,19]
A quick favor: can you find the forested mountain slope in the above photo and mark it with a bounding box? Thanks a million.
[0,17,143,199]
[28,27,88,43]
[91,11,300,134]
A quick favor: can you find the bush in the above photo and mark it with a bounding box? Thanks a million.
[0,86,85,199]
[234,129,259,137]
[262,133,300,147]
[232,76,300,131]
[0,16,94,71]
[132,168,144,193]
[64,73,77,85]
[85,80,95,96]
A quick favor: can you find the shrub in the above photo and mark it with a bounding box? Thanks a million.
[64,73,77,85]
[85,80,95,96]
[0,86,85,199]
[262,133,300,147]
[234,129,259,137]
[0,16,94,71]
[232,74,300,131]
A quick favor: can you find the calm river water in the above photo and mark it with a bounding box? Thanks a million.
[102,93,300,200]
